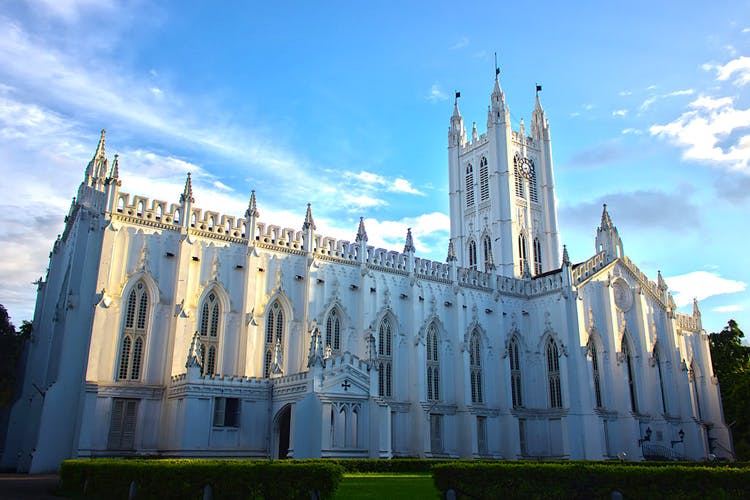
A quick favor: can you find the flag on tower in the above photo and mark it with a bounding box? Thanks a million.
[536,84,542,93]
[455,91,461,99]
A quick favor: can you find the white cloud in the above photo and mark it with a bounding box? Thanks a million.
[449,37,469,50]
[621,128,642,135]
[612,109,627,117]
[618,90,632,96]
[665,271,747,308]
[640,89,693,111]
[426,83,448,102]
[362,212,450,255]
[712,304,743,313]
[32,0,117,22]
[213,180,233,192]
[649,95,750,171]
[347,170,387,186]
[343,194,387,209]
[389,178,423,195]
[711,56,750,86]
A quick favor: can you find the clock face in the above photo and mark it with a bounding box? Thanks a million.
[518,157,534,179]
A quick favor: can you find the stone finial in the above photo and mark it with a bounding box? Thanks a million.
[270,339,284,377]
[657,270,668,291]
[245,189,259,219]
[94,129,106,158]
[600,203,613,231]
[302,203,316,231]
[355,217,368,243]
[180,172,194,204]
[693,297,701,318]
[446,238,457,262]
[472,122,478,141]
[404,227,415,253]
[562,244,570,266]
[307,322,324,368]
[185,331,203,369]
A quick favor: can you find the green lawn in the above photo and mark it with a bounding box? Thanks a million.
[333,473,441,499]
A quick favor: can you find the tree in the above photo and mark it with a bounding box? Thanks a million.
[0,304,15,336]
[0,305,28,408]
[709,320,750,460]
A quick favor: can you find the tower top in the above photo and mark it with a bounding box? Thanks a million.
[245,189,259,219]
[303,203,316,231]
[180,172,194,204]
[355,217,368,243]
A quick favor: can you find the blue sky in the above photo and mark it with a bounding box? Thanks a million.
[0,0,748,336]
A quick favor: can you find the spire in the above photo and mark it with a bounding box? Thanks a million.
[562,244,570,266]
[355,217,368,243]
[307,322,324,368]
[446,238,457,262]
[532,87,547,138]
[302,203,316,231]
[403,227,415,253]
[657,270,668,291]
[85,129,109,185]
[109,154,119,179]
[245,190,259,219]
[693,297,701,318]
[519,118,526,138]
[472,122,478,141]
[600,204,613,230]
[180,172,194,204]
[449,93,466,147]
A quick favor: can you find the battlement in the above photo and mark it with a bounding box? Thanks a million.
[170,372,268,386]
[675,312,701,333]
[571,251,607,284]
[620,256,667,307]
[324,351,370,373]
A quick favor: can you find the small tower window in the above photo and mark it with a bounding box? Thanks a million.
[513,156,525,198]
[533,237,542,275]
[465,164,475,207]
[529,165,539,203]
[590,339,603,408]
[479,156,489,201]
[482,235,492,271]
[622,337,638,412]
[654,346,667,414]
[468,240,477,270]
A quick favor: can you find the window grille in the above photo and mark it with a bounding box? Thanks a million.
[590,340,603,408]
[117,282,149,381]
[465,164,475,207]
[213,397,240,427]
[518,234,528,274]
[426,325,440,401]
[264,301,284,378]
[199,292,221,376]
[469,330,483,404]
[533,238,542,275]
[377,318,393,398]
[479,157,489,201]
[509,337,523,407]
[326,308,341,352]
[547,339,562,408]
[468,240,477,270]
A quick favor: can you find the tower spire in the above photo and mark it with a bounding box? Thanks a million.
[403,227,415,254]
[600,204,613,230]
[245,190,259,219]
[355,217,368,243]
[180,172,194,204]
[84,129,109,187]
[595,203,623,261]
[446,238,457,262]
[302,203,316,231]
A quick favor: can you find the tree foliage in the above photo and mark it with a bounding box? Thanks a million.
[709,320,750,460]
[0,304,30,408]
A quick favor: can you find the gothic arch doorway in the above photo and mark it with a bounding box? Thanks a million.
[273,404,292,459]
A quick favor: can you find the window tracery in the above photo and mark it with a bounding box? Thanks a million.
[117,281,149,381]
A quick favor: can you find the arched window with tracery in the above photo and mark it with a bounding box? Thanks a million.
[518,234,528,274]
[199,291,221,376]
[589,338,603,408]
[509,337,523,408]
[468,240,477,270]
[547,338,562,408]
[426,325,440,401]
[622,337,638,412]
[469,329,483,404]
[377,317,393,398]
[325,308,342,353]
[117,281,150,381]
[264,300,284,378]
[479,156,489,201]
[533,237,542,275]
[465,164,475,207]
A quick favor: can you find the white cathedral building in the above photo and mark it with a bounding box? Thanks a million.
[2,76,733,473]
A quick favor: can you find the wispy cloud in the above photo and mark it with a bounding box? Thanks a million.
[426,83,448,102]
[449,37,469,50]
[612,109,628,117]
[621,128,643,135]
[712,304,743,313]
[650,95,750,171]
[640,89,694,111]
[665,271,746,308]
[704,55,750,86]
[344,170,424,195]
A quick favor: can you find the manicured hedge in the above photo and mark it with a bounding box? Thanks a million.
[326,458,443,473]
[432,462,750,499]
[59,459,343,500]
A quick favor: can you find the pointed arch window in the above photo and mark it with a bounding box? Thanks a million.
[654,346,667,414]
[509,337,523,408]
[465,164,475,207]
[482,235,492,271]
[199,291,221,376]
[479,156,489,201]
[690,362,702,420]
[547,338,562,408]
[622,337,638,412]
[325,308,342,353]
[469,329,483,404]
[426,325,440,401]
[589,339,603,408]
[529,166,538,203]
[533,237,542,275]
[518,234,528,274]
[264,301,284,378]
[468,240,477,270]
[513,156,525,198]
[377,317,393,398]
[117,281,150,381]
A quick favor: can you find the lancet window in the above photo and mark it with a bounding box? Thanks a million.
[622,337,638,412]
[547,338,562,408]
[465,164,475,207]
[518,234,528,274]
[264,300,284,378]
[479,156,489,201]
[514,158,525,198]
[482,235,492,271]
[199,291,221,376]
[468,240,477,270]
[533,237,542,275]
[529,167,538,203]
[469,329,483,404]
[117,281,150,381]
[377,317,393,398]
[325,308,342,353]
[589,339,603,408]
[654,346,667,414]
[426,325,440,401]
[690,362,702,420]
[509,337,523,408]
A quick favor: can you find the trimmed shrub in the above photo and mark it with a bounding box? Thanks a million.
[432,462,750,499]
[59,459,343,500]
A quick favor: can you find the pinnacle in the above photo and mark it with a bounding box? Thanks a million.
[180,172,194,204]
[404,227,415,253]
[303,203,316,231]
[562,244,570,266]
[355,217,368,243]
[446,238,457,262]
[246,190,259,219]
[600,203,613,230]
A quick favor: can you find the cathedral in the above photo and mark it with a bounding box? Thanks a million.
[2,76,733,473]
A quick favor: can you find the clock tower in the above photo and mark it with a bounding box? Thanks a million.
[447,75,561,278]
